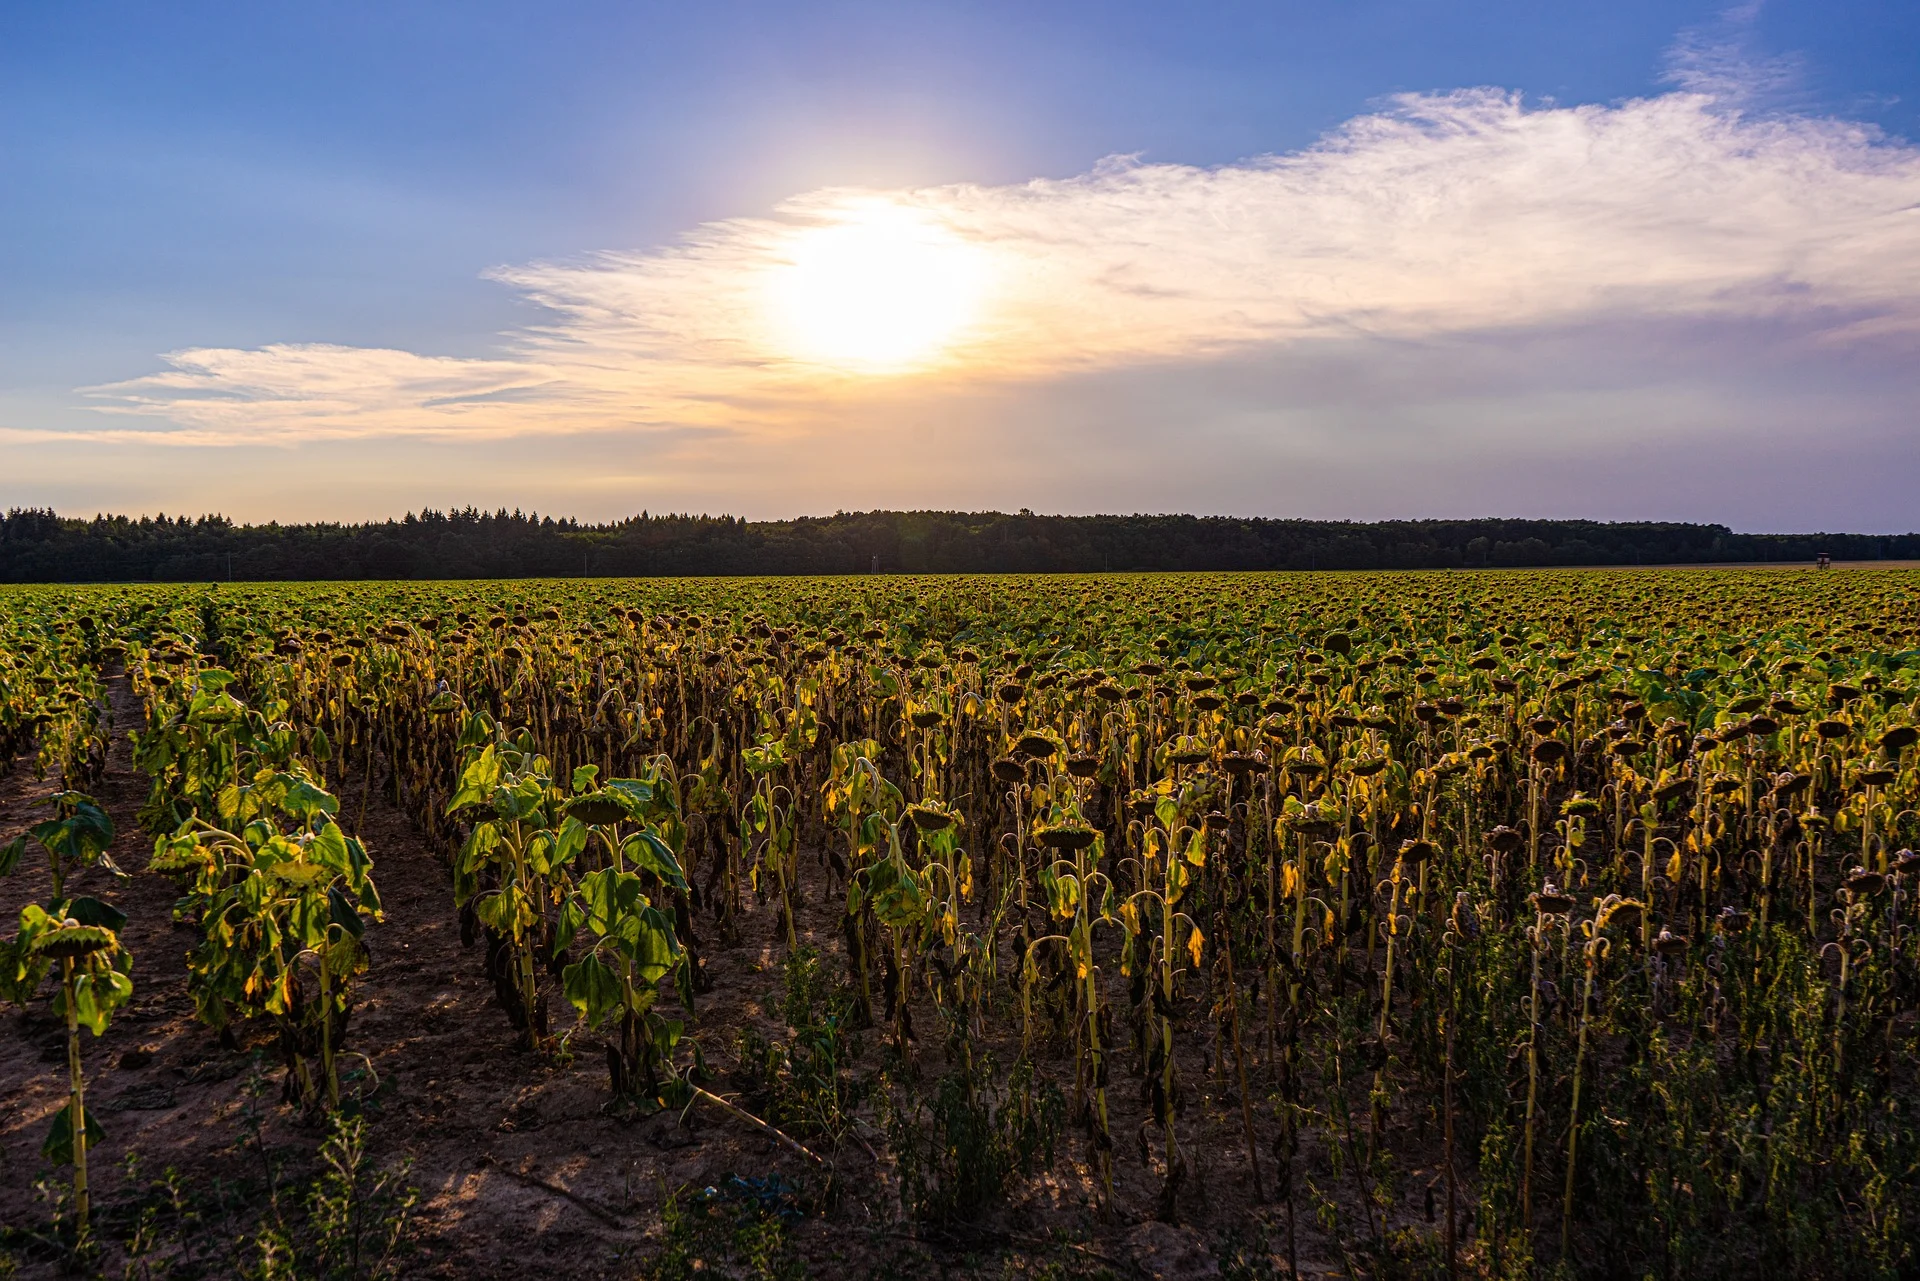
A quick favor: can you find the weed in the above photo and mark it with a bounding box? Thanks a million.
[733,946,869,1144]
[883,1055,1061,1225]
[642,1178,806,1281]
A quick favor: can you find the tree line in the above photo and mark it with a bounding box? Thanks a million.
[1,506,1913,582]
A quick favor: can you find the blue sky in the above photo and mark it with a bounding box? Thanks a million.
[4,1,1919,529]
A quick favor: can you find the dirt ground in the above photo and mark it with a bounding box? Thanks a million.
[1,677,1444,1279]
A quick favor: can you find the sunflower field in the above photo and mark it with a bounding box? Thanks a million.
[5,567,1920,1276]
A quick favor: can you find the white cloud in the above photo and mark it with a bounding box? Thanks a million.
[76,344,557,444]
[77,83,1920,451]
[1662,2,1804,107]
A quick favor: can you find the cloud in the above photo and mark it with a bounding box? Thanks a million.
[78,345,559,444]
[1662,2,1804,107]
[77,80,1920,453]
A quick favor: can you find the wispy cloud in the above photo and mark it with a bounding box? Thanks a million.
[1662,2,1804,107]
[75,78,1920,450]
[73,345,559,444]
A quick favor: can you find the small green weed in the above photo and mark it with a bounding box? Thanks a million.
[883,1054,1061,1224]
[643,1177,806,1281]
[733,946,868,1144]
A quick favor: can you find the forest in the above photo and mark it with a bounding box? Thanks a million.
[3,507,1913,582]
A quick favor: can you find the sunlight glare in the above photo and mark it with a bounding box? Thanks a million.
[767,205,989,373]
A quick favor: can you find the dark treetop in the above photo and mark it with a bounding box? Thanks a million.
[3,507,1914,582]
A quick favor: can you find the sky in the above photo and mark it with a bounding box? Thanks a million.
[3,1,1919,531]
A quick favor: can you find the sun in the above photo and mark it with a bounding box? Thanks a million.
[766,204,989,373]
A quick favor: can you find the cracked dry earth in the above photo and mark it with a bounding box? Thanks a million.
[3,676,1396,1279]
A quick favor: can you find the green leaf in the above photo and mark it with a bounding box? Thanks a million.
[187,689,245,726]
[675,949,697,1015]
[42,1100,107,1167]
[279,776,340,822]
[0,933,48,1006]
[554,898,585,955]
[475,890,518,935]
[578,867,647,934]
[311,822,351,873]
[742,739,787,774]
[354,866,382,916]
[327,884,365,940]
[29,800,116,871]
[455,710,495,751]
[0,836,24,878]
[492,776,547,822]
[655,1017,685,1060]
[17,902,58,935]
[454,824,500,906]
[633,906,682,985]
[604,776,664,817]
[448,744,502,813]
[553,818,589,869]
[458,823,501,875]
[59,794,116,848]
[68,967,133,1036]
[524,831,556,877]
[62,896,127,932]
[622,830,688,892]
[562,953,622,1026]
